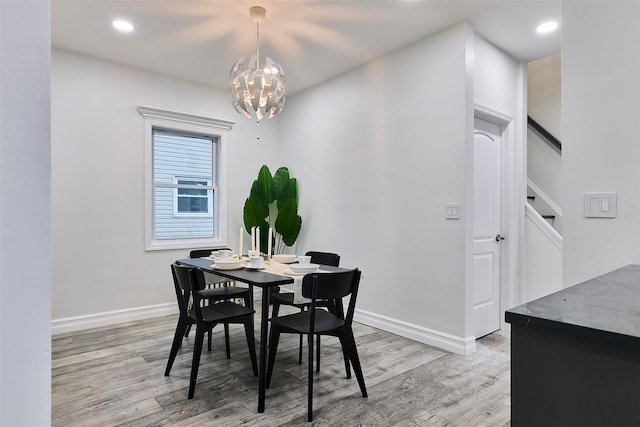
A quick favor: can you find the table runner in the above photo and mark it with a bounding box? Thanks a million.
[203,257,331,304]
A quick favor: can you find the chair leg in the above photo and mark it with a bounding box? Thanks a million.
[298,334,304,364]
[316,335,321,373]
[224,323,231,358]
[341,329,367,398]
[243,291,253,310]
[338,335,352,379]
[307,333,314,422]
[266,327,281,388]
[298,306,305,364]
[267,297,281,353]
[243,319,258,377]
[165,317,189,376]
[332,300,351,377]
[271,299,281,318]
[184,323,192,338]
[188,326,207,399]
[208,328,212,351]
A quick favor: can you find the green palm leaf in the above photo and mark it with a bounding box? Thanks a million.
[271,167,290,201]
[243,164,302,252]
[275,199,302,246]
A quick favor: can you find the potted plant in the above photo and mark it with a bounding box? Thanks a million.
[243,165,302,254]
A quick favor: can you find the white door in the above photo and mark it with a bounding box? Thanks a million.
[473,117,502,338]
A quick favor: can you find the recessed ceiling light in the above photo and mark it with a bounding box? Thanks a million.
[112,19,134,33]
[536,21,559,34]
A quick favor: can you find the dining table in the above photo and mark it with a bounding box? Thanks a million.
[176,256,344,413]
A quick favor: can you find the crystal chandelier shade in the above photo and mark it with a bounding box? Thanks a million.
[230,7,286,122]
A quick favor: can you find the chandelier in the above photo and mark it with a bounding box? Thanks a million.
[230,6,286,126]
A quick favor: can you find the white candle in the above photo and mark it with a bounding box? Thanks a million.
[239,227,243,258]
[267,227,272,260]
[251,226,256,253]
[256,226,260,255]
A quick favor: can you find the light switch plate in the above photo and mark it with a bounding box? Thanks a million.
[584,192,617,218]
[445,203,460,219]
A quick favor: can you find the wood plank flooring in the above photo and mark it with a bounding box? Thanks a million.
[52,309,511,426]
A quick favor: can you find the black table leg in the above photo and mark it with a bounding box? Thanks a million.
[258,285,271,413]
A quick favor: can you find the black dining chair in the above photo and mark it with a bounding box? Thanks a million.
[187,248,253,359]
[165,263,258,399]
[266,269,368,422]
[271,251,341,371]
[189,248,251,308]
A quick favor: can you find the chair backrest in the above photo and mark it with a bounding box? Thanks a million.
[189,248,231,258]
[301,269,361,325]
[305,251,340,267]
[171,263,192,319]
[172,263,210,323]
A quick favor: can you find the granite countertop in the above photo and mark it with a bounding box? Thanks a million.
[506,264,640,351]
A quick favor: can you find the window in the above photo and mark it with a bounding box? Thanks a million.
[174,177,213,216]
[138,106,234,251]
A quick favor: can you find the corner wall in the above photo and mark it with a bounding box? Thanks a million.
[562,1,640,286]
[0,1,51,424]
[280,24,471,352]
[279,23,525,353]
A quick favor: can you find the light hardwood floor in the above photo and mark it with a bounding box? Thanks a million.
[52,309,511,426]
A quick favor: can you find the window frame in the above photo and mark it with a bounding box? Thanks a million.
[138,106,234,251]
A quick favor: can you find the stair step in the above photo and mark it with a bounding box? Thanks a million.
[541,214,556,226]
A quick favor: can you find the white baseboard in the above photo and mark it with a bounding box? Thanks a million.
[354,308,477,356]
[52,301,477,356]
[51,303,178,335]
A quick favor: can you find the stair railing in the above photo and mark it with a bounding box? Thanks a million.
[528,115,561,152]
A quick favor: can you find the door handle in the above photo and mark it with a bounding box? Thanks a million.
[495,234,505,242]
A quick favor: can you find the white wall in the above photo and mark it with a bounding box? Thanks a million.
[0,1,51,425]
[527,54,562,207]
[280,24,471,351]
[528,54,561,138]
[51,49,281,322]
[474,35,524,117]
[278,24,524,353]
[562,1,640,286]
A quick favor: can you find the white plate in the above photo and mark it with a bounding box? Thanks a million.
[212,262,244,270]
[273,254,298,264]
[209,254,238,261]
[284,268,307,276]
[288,263,319,274]
[215,256,242,263]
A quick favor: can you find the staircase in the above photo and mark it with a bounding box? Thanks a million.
[523,116,563,303]
[528,195,555,225]
[526,179,562,235]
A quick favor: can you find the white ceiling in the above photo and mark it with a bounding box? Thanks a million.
[52,0,561,95]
